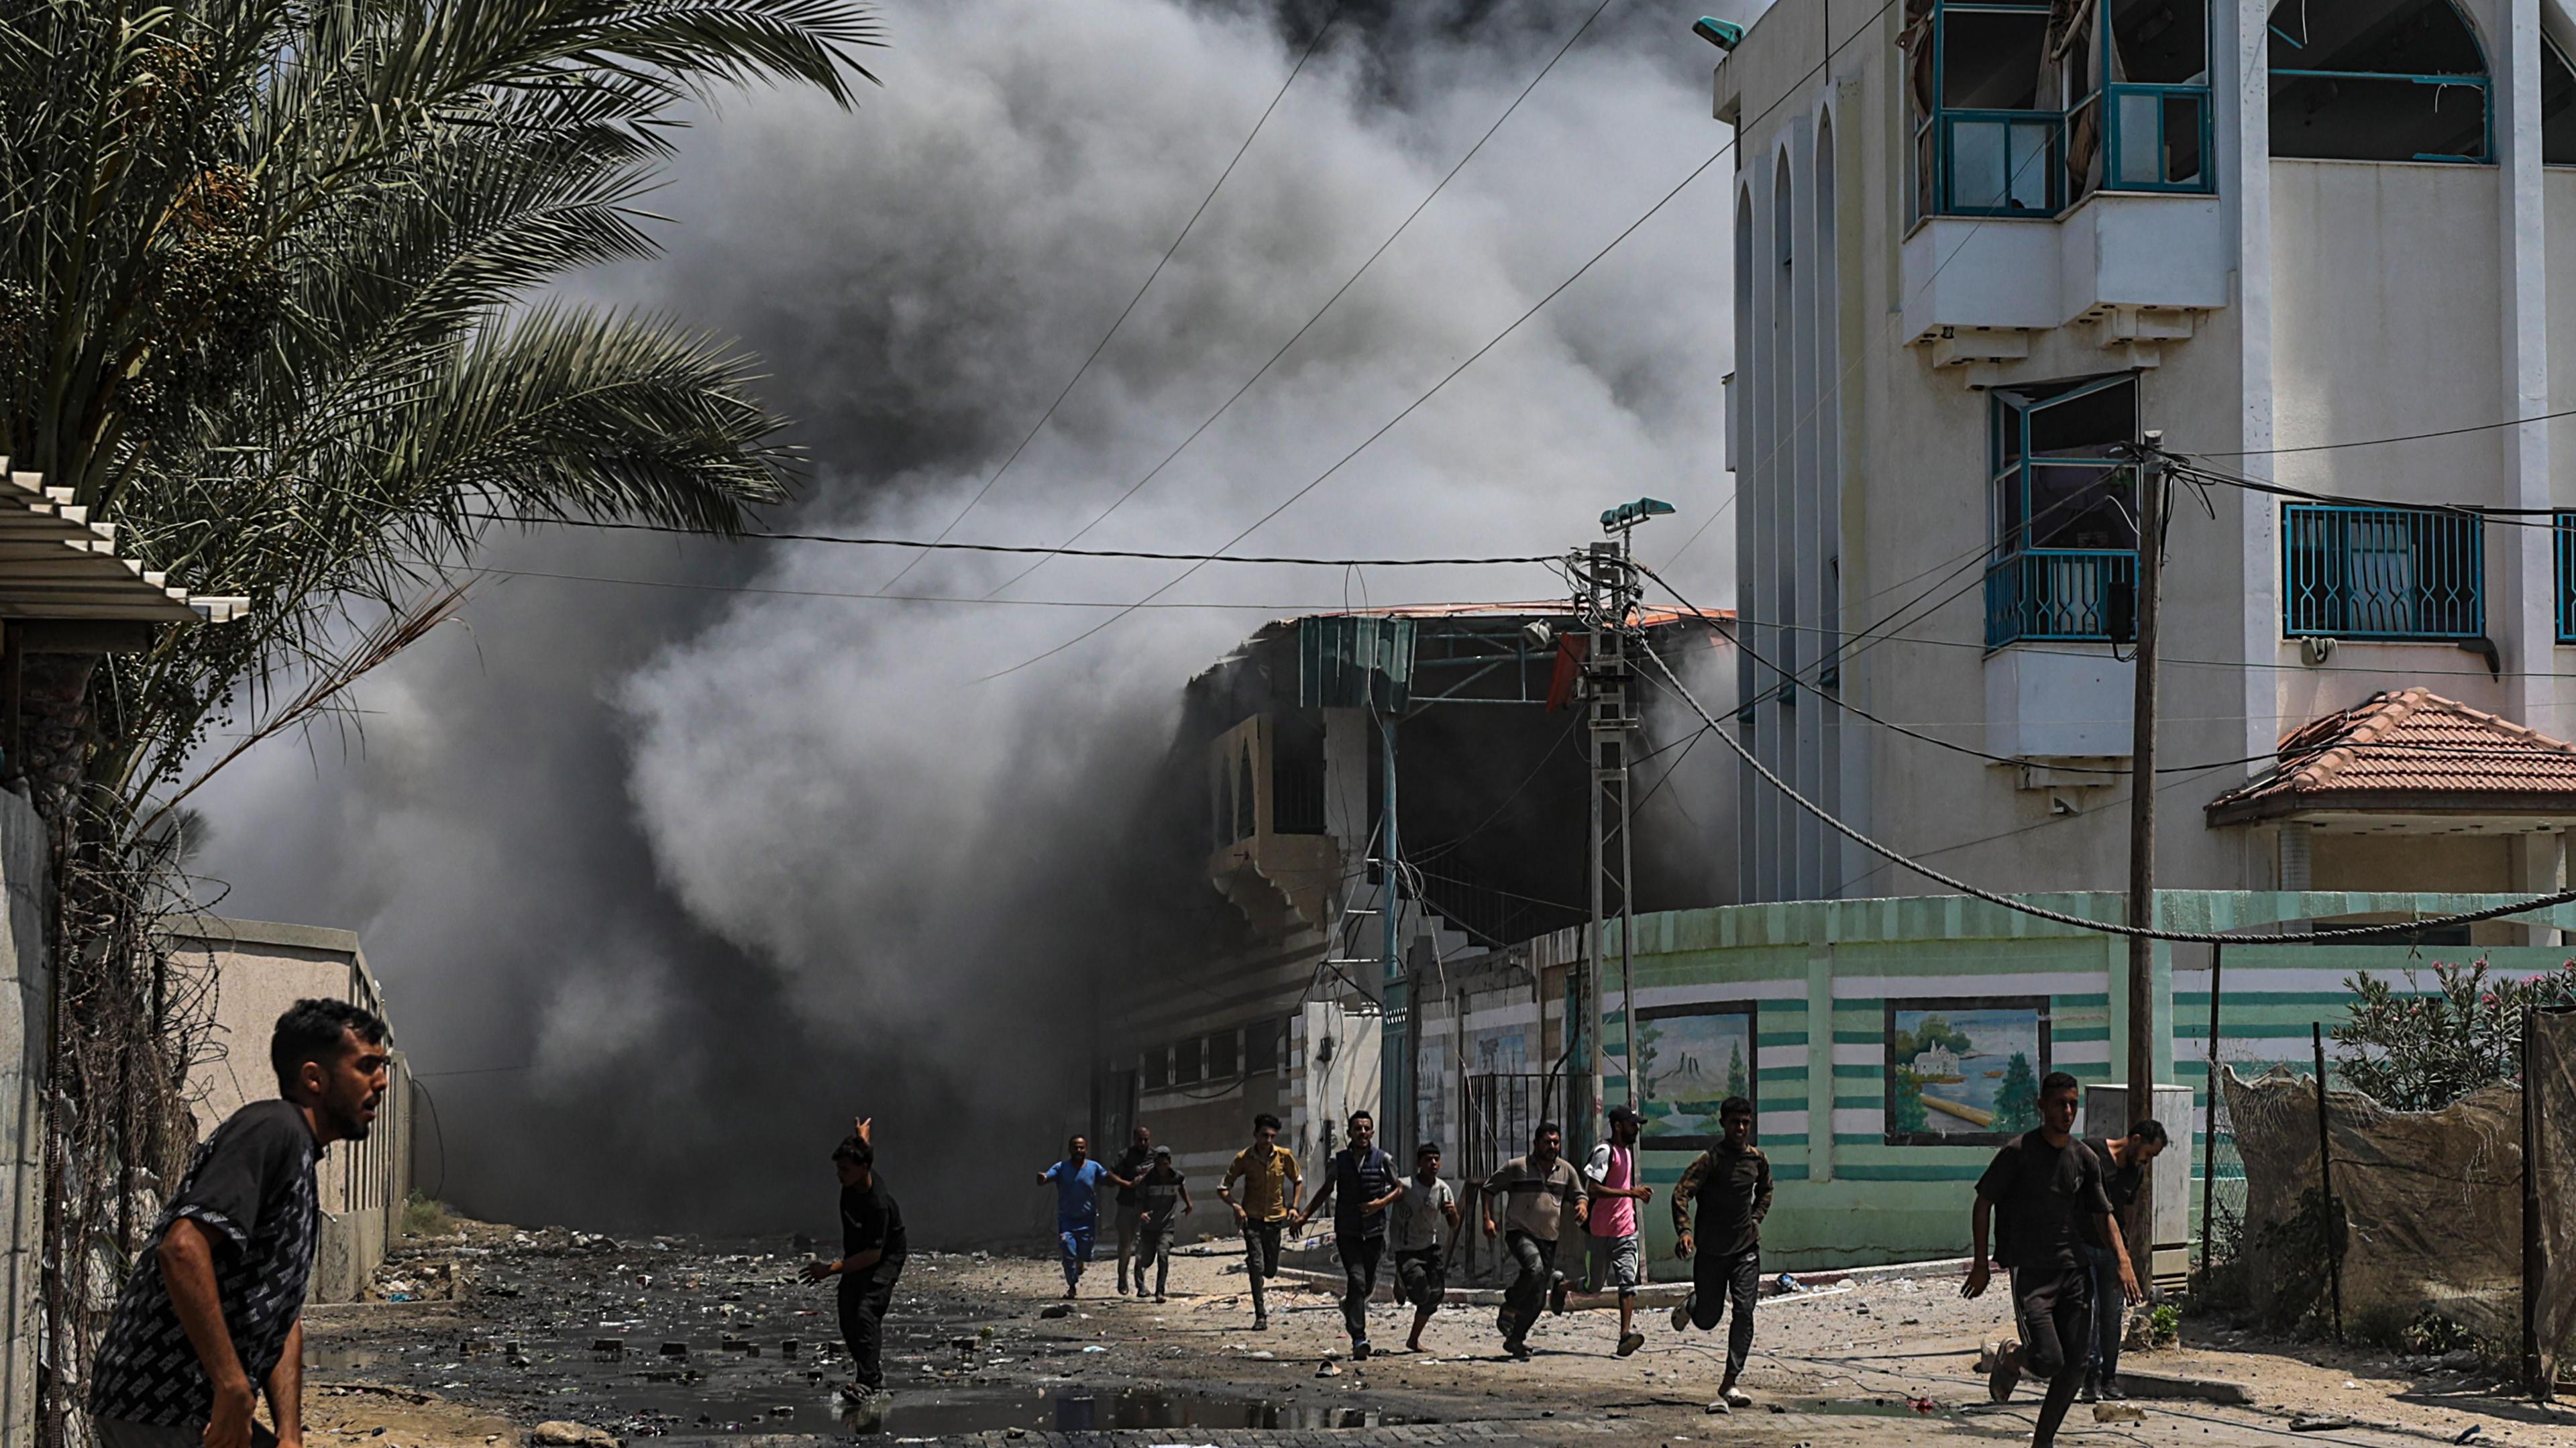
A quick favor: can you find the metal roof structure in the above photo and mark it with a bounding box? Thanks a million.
[0,462,246,624]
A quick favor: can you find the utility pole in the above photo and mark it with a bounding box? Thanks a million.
[1576,500,1668,1152]
[1381,708,1407,1154]
[2123,433,2165,1285]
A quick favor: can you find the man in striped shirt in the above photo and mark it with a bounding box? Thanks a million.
[1480,1121,1588,1359]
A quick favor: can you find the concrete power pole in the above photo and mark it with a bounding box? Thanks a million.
[2123,434,2166,1283]
[1576,504,1662,1151]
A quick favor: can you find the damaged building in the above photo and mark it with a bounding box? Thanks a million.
[1099,602,1735,1237]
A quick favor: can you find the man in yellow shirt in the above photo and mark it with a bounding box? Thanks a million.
[1218,1112,1302,1331]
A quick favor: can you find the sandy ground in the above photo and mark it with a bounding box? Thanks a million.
[289,1225,2574,1448]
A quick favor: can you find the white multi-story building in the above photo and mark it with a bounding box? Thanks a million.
[1719,0,2576,926]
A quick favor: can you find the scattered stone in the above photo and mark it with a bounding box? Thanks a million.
[2093,1404,2146,1424]
[657,1343,688,1358]
[1316,1359,1340,1378]
[1038,1303,1073,1319]
[2290,1418,2356,1433]
[531,1424,616,1448]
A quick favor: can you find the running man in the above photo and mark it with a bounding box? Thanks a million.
[88,999,390,1448]
[1387,1141,1461,1354]
[1964,1072,2142,1448]
[1582,1103,1654,1356]
[1131,1146,1193,1302]
[1299,1109,1403,1359]
[1108,1125,1155,1296]
[1219,1112,1302,1329]
[1037,1135,1110,1298]
[802,1120,905,1419]
[1671,1096,1772,1408]
[1479,1120,1587,1359]
[2079,1117,2167,1402]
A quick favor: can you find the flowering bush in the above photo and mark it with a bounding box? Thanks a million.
[2332,960,2576,1111]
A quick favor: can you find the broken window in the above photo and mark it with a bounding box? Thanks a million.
[1906,0,2212,221]
[2546,34,2576,166]
[1985,374,2142,646]
[2268,0,2490,162]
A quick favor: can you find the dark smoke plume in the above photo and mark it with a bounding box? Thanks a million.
[193,0,1744,1241]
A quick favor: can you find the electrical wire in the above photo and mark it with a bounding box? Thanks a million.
[973,0,1912,683]
[455,564,1499,612]
[977,0,1631,602]
[461,512,1558,566]
[870,1,1351,595]
[2190,405,2576,459]
[1631,638,2576,944]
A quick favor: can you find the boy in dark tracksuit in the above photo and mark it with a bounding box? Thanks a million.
[804,1124,906,1416]
[1670,1096,1771,1408]
[1964,1073,2140,1448]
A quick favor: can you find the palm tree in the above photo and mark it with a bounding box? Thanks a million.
[1,0,883,826]
[0,3,881,1433]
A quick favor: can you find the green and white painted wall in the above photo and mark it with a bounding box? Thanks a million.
[1511,890,2576,1273]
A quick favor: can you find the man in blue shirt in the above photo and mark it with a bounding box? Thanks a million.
[1038,1135,1110,1298]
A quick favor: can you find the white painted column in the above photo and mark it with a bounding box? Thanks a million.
[2229,0,2281,790]
[2501,0,2558,728]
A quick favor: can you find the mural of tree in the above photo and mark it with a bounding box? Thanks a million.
[1893,1015,1975,1062]
[1725,1042,1748,1099]
[1993,1052,2041,1133]
[1635,1018,1663,1099]
[1892,1066,1929,1133]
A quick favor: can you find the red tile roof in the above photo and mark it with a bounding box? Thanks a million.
[2206,689,2576,824]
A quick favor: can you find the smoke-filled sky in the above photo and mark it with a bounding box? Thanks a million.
[191,0,1748,1239]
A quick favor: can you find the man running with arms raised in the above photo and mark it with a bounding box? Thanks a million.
[803,1119,904,1421]
[1219,1113,1301,1331]
[1671,1097,1771,1408]
[1964,1072,2142,1448]
[89,1000,390,1448]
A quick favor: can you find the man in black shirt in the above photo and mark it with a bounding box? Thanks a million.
[1964,1072,2140,1448]
[1670,1097,1772,1408]
[1108,1125,1155,1296]
[2079,1119,2167,1401]
[1298,1109,1402,1359]
[803,1120,906,1417]
[90,999,390,1448]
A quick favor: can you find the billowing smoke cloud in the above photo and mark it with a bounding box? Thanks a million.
[191,0,1742,1239]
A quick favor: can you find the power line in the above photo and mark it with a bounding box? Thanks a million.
[871,1,1350,595]
[1633,645,2576,944]
[975,0,1909,682]
[976,0,1631,603]
[2188,406,2576,459]
[459,563,1479,612]
[465,512,1558,566]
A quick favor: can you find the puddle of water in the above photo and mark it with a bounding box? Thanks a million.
[604,1386,1417,1437]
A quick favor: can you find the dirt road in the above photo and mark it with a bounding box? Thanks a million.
[294,1225,2572,1448]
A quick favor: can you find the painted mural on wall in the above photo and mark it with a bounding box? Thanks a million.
[1883,997,2051,1146]
[1635,1001,1756,1151]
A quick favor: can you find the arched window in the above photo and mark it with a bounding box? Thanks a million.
[2545,32,2576,166]
[1235,744,1256,841]
[2269,0,2491,162]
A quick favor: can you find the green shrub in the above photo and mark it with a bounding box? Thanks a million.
[400,1189,455,1238]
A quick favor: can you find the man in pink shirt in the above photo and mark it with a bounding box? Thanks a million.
[1581,1103,1654,1356]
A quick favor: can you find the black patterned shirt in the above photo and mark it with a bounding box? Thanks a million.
[89,1100,322,1426]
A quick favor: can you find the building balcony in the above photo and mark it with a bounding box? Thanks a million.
[1984,548,2138,648]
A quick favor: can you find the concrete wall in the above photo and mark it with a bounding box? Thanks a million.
[0,791,46,1445]
[1546,891,2576,1272]
[164,917,410,1302]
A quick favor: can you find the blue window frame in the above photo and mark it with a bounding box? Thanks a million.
[1984,374,2141,648]
[2268,0,2491,163]
[1907,0,2212,223]
[2555,514,2576,644]
[2282,504,2484,641]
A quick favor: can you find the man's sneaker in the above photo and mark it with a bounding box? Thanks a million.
[1506,1340,1534,1361]
[1616,1331,1646,1357]
[1721,1386,1752,1410]
[2098,1380,2127,1402]
[1670,1294,1694,1333]
[1987,1343,2023,1403]
[1548,1274,1570,1315]
[1354,1339,1372,1361]
[1154,1294,1167,1304]
[1253,1313,1271,1331]
[2080,1378,2100,1404]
